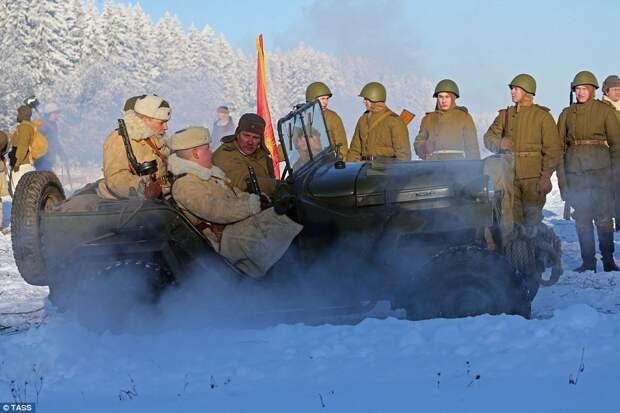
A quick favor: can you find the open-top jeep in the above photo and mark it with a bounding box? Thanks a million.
[11,100,556,324]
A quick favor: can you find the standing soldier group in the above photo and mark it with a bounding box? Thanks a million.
[304,73,620,273]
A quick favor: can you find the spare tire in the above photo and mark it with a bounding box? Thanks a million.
[404,245,530,320]
[11,171,65,286]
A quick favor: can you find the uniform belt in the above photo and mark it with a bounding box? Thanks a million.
[432,150,465,155]
[571,139,608,146]
[514,151,539,157]
[195,221,226,243]
[360,155,374,161]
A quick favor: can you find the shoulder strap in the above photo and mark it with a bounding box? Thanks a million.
[145,137,167,171]
[368,110,393,133]
[502,106,510,138]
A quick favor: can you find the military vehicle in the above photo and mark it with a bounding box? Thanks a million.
[11,100,558,325]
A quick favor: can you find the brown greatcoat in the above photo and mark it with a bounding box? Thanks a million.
[484,103,562,228]
[602,97,620,124]
[484,104,562,179]
[212,135,277,196]
[169,154,301,277]
[11,121,35,168]
[97,111,170,200]
[323,108,348,158]
[346,105,411,162]
[414,106,479,160]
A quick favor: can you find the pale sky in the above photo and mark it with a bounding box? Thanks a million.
[102,0,619,115]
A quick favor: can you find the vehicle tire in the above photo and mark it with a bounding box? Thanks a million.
[404,245,530,320]
[11,171,65,286]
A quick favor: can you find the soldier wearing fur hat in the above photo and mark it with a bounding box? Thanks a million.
[169,126,302,277]
[97,95,172,200]
[212,113,277,197]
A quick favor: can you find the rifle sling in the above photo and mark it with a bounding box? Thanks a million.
[362,110,393,155]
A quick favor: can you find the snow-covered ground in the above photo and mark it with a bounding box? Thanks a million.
[1,184,619,412]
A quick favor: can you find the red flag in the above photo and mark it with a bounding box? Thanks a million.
[256,34,280,179]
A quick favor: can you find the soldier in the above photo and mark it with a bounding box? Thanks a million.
[305,82,348,158]
[0,130,9,230]
[558,71,620,272]
[601,75,620,228]
[414,79,480,160]
[484,74,562,235]
[169,127,302,277]
[97,95,171,200]
[346,82,411,162]
[35,102,66,172]
[211,105,236,144]
[212,113,276,197]
[8,105,36,191]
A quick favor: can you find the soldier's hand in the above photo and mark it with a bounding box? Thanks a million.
[260,194,272,210]
[537,174,553,195]
[424,140,434,157]
[13,164,19,173]
[499,138,513,151]
[144,180,163,199]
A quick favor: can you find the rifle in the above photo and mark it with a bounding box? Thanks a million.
[245,166,262,197]
[563,202,572,220]
[562,88,574,220]
[117,119,157,176]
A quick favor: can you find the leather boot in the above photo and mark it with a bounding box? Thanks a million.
[574,227,596,272]
[598,228,619,272]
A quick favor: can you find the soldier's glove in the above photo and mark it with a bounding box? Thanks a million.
[537,173,553,195]
[143,179,163,200]
[260,194,272,210]
[499,137,513,151]
[423,140,434,158]
[272,181,295,215]
[138,176,162,199]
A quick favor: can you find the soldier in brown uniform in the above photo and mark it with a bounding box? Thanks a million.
[601,75,620,229]
[8,105,37,191]
[305,82,348,159]
[346,82,411,162]
[484,74,562,228]
[169,127,301,277]
[414,79,480,160]
[212,113,276,197]
[558,71,620,272]
[97,95,171,200]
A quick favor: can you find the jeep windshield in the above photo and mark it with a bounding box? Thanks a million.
[277,100,333,179]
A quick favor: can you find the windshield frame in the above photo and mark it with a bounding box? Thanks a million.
[276,99,334,181]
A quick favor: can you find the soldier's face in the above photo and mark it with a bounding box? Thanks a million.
[236,131,262,155]
[363,98,372,110]
[574,86,591,103]
[605,87,620,102]
[217,110,230,121]
[143,116,168,135]
[193,144,213,168]
[318,96,329,110]
[437,92,454,111]
[511,87,525,103]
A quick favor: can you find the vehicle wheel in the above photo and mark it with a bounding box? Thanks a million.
[11,171,65,286]
[404,245,530,320]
